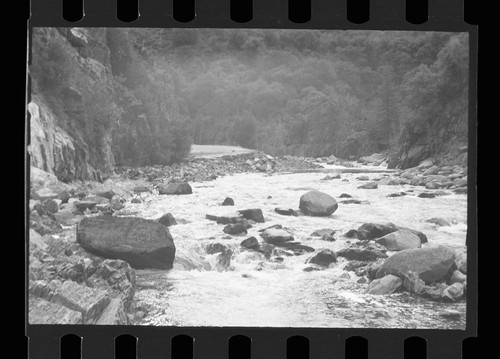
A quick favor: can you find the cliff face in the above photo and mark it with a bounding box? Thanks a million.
[29,28,115,182]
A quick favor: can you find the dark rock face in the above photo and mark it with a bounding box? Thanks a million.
[221,197,235,206]
[275,207,296,216]
[223,223,248,235]
[376,246,456,284]
[388,192,407,197]
[157,213,177,227]
[241,237,260,250]
[77,216,176,269]
[299,190,338,217]
[337,248,388,261]
[344,229,365,240]
[158,182,192,195]
[238,209,265,223]
[206,243,228,254]
[376,230,422,251]
[306,249,337,267]
[357,222,398,240]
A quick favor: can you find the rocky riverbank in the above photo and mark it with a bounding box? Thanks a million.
[27,150,469,327]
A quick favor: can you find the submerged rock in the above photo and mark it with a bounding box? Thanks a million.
[376,246,456,284]
[77,216,176,270]
[216,249,233,271]
[276,242,315,255]
[441,282,465,302]
[376,229,422,251]
[449,270,467,285]
[299,190,338,217]
[366,275,402,295]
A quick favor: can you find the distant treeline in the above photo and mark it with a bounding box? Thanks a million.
[31,28,469,168]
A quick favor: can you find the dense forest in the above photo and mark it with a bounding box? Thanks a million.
[29,28,469,180]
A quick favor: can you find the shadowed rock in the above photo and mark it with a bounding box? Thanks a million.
[366,275,402,295]
[157,213,177,227]
[337,248,388,261]
[260,228,294,245]
[306,249,337,267]
[158,182,192,195]
[357,222,398,240]
[238,208,265,223]
[376,229,422,251]
[299,190,338,217]
[221,197,234,206]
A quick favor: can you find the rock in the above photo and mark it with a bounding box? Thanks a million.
[342,199,364,204]
[238,209,265,223]
[133,185,150,193]
[258,243,275,257]
[310,229,335,237]
[378,178,399,186]
[376,246,456,283]
[402,271,425,294]
[344,229,364,240]
[260,228,294,245]
[366,275,402,295]
[303,266,322,272]
[221,197,234,206]
[388,192,407,197]
[402,228,428,244]
[206,213,243,224]
[453,188,467,194]
[75,201,97,212]
[337,248,388,261]
[322,174,341,180]
[440,309,461,320]
[455,250,467,274]
[449,270,467,284]
[339,272,351,280]
[442,283,465,301]
[206,243,228,254]
[339,193,352,198]
[276,242,315,255]
[275,207,296,216]
[306,249,337,267]
[157,213,177,227]
[58,191,71,204]
[357,222,398,240]
[215,249,233,271]
[158,182,192,195]
[423,166,440,176]
[96,298,129,325]
[356,175,369,181]
[358,182,378,189]
[131,198,142,204]
[357,277,367,283]
[344,260,367,272]
[426,217,451,226]
[241,237,260,251]
[376,229,422,251]
[77,216,176,269]
[96,189,115,200]
[367,261,384,279]
[32,188,60,201]
[29,297,82,324]
[52,280,110,324]
[42,199,59,214]
[109,197,125,211]
[174,250,211,271]
[299,190,338,217]
[223,223,248,235]
[418,192,437,198]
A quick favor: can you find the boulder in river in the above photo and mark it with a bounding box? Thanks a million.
[215,249,233,271]
[306,249,337,267]
[221,197,234,206]
[158,182,192,195]
[387,192,407,197]
[133,185,150,194]
[75,200,97,212]
[157,213,177,227]
[299,190,338,217]
[357,222,398,240]
[426,217,451,227]
[276,242,315,255]
[241,237,260,251]
[238,209,265,223]
[418,192,437,198]
[376,246,456,284]
[274,207,296,216]
[206,243,228,255]
[260,228,294,245]
[441,283,465,302]
[223,223,248,235]
[77,216,176,270]
[96,189,115,200]
[336,247,388,261]
[366,274,402,295]
[339,193,352,198]
[376,229,422,251]
[358,182,378,189]
[206,213,243,224]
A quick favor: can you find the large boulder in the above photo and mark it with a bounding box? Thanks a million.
[376,230,422,251]
[158,182,192,195]
[306,249,337,267]
[357,222,398,240]
[299,190,338,216]
[366,275,402,295]
[77,216,176,269]
[336,248,388,261]
[376,246,456,283]
[241,237,260,251]
[223,223,248,235]
[260,228,294,245]
[238,209,265,223]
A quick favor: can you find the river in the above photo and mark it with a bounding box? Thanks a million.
[127,164,467,329]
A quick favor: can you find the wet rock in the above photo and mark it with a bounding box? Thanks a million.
[131,198,142,204]
[339,193,352,198]
[77,216,176,270]
[357,277,367,284]
[401,228,428,244]
[29,297,82,324]
[423,166,440,176]
[344,260,367,272]
[339,272,351,280]
[260,228,294,245]
[109,197,125,211]
[303,266,322,272]
[157,213,177,227]
[275,207,296,216]
[358,182,378,189]
[310,229,335,237]
[367,261,384,280]
[306,249,337,267]
[32,188,60,201]
[357,222,398,240]
[378,178,399,186]
[426,217,451,226]
[376,229,422,251]
[442,282,465,301]
[337,248,388,261]
[58,191,71,204]
[344,229,365,240]
[322,174,341,180]
[402,271,426,295]
[133,185,150,193]
[453,187,467,194]
[174,250,211,271]
[96,189,115,200]
[241,237,260,251]
[388,192,407,197]
[215,249,233,271]
[449,270,467,285]
[341,199,363,204]
[299,190,338,216]
[223,223,248,235]
[96,298,129,325]
[42,199,59,214]
[418,192,437,198]
[75,200,97,212]
[206,213,243,224]
[206,243,228,254]
[356,175,369,181]
[366,274,402,295]
[238,209,265,223]
[158,182,192,195]
[258,243,275,258]
[276,242,315,255]
[52,280,110,324]
[221,197,234,206]
[376,246,456,283]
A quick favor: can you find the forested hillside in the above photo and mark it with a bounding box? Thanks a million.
[29,28,469,181]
